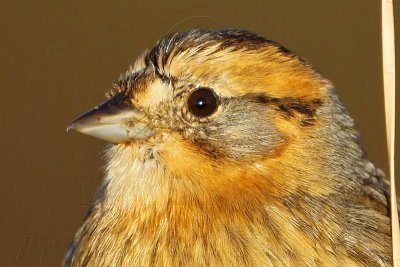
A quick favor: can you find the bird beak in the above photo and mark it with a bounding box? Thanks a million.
[67,93,156,143]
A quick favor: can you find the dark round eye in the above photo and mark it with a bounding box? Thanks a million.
[188,88,218,117]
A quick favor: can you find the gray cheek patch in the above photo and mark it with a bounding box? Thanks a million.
[193,99,283,160]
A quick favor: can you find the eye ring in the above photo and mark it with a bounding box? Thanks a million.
[187,88,218,117]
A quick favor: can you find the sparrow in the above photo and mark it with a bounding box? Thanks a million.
[64,29,393,266]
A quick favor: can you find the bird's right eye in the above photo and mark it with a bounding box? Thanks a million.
[187,88,218,117]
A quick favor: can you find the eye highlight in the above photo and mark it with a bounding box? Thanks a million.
[187,88,218,117]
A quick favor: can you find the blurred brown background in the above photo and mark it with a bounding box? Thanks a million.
[0,1,399,266]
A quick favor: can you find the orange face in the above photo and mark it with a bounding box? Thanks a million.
[69,29,333,199]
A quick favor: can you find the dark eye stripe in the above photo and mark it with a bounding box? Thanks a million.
[248,93,322,116]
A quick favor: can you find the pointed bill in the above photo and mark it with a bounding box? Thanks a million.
[67,93,156,143]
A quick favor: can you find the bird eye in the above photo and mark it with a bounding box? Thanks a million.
[187,88,218,117]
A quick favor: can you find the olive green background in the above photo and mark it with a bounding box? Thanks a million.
[0,1,399,266]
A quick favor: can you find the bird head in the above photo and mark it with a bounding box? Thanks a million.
[68,29,349,204]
